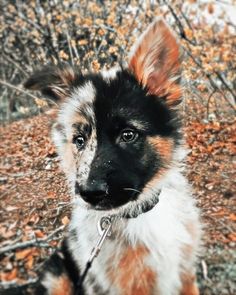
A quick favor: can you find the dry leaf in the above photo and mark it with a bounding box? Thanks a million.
[16,248,33,260]
[61,216,70,225]
[47,191,56,199]
[229,213,236,222]
[25,255,34,269]
[34,229,45,238]
[0,268,17,281]
[228,233,236,242]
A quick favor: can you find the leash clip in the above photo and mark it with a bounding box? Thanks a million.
[87,215,115,264]
[97,215,114,237]
[77,215,115,291]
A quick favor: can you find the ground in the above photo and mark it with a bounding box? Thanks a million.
[0,108,235,294]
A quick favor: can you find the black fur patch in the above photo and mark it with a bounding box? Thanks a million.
[35,238,84,295]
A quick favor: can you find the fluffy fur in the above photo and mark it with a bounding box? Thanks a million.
[25,17,201,295]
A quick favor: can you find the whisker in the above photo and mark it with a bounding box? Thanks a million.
[123,188,142,194]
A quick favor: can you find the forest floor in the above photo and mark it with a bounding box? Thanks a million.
[0,107,235,295]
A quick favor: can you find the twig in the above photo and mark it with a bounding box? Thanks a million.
[2,54,28,76]
[93,24,116,33]
[0,79,59,108]
[206,90,217,119]
[72,43,80,60]
[163,0,196,46]
[1,172,33,178]
[184,49,236,112]
[0,225,65,255]
[0,185,17,200]
[201,259,210,281]
[163,1,236,112]
[215,71,236,101]
[17,11,47,37]
[65,29,74,65]
[0,278,38,290]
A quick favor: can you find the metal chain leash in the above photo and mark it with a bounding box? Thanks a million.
[76,215,115,293]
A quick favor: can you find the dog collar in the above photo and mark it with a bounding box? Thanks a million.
[120,188,162,219]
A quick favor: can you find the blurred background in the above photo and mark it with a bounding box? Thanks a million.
[0,0,235,122]
[0,1,235,294]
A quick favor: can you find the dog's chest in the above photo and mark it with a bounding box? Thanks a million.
[70,182,198,295]
[83,220,174,295]
[105,243,156,295]
[73,214,159,295]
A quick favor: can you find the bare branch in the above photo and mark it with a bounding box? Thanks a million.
[184,48,236,112]
[0,79,59,108]
[163,0,196,46]
[65,29,74,65]
[0,278,38,290]
[2,54,28,76]
[0,225,65,255]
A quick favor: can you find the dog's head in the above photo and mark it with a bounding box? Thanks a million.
[25,18,182,217]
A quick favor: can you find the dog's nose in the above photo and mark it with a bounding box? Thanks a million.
[75,182,108,205]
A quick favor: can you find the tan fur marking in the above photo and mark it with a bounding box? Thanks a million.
[181,221,199,260]
[71,113,89,131]
[109,245,156,295]
[148,136,174,163]
[45,274,74,295]
[142,167,168,196]
[61,142,77,173]
[180,274,199,295]
[142,135,174,193]
[180,222,200,295]
[185,221,198,237]
[51,274,73,295]
[58,67,76,85]
[54,66,76,100]
[182,244,194,262]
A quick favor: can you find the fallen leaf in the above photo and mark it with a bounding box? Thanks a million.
[16,248,33,260]
[0,226,16,239]
[25,255,34,269]
[228,233,236,242]
[34,229,45,238]
[61,216,70,225]
[47,191,56,199]
[0,268,17,281]
[229,213,236,222]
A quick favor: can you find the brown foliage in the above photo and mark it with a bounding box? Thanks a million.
[0,0,235,122]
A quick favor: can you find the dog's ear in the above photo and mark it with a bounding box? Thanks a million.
[128,17,182,107]
[24,64,77,101]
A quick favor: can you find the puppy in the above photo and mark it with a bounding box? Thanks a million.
[25,17,201,295]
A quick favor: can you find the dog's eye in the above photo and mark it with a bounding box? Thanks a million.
[120,129,138,143]
[73,135,86,150]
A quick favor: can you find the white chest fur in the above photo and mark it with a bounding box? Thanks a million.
[68,168,201,295]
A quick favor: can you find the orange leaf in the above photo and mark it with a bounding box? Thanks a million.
[61,216,70,225]
[0,268,17,281]
[208,3,214,14]
[47,191,56,199]
[16,248,33,260]
[229,213,236,222]
[0,226,15,239]
[25,255,34,269]
[34,229,45,238]
[228,233,236,242]
[211,209,225,217]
